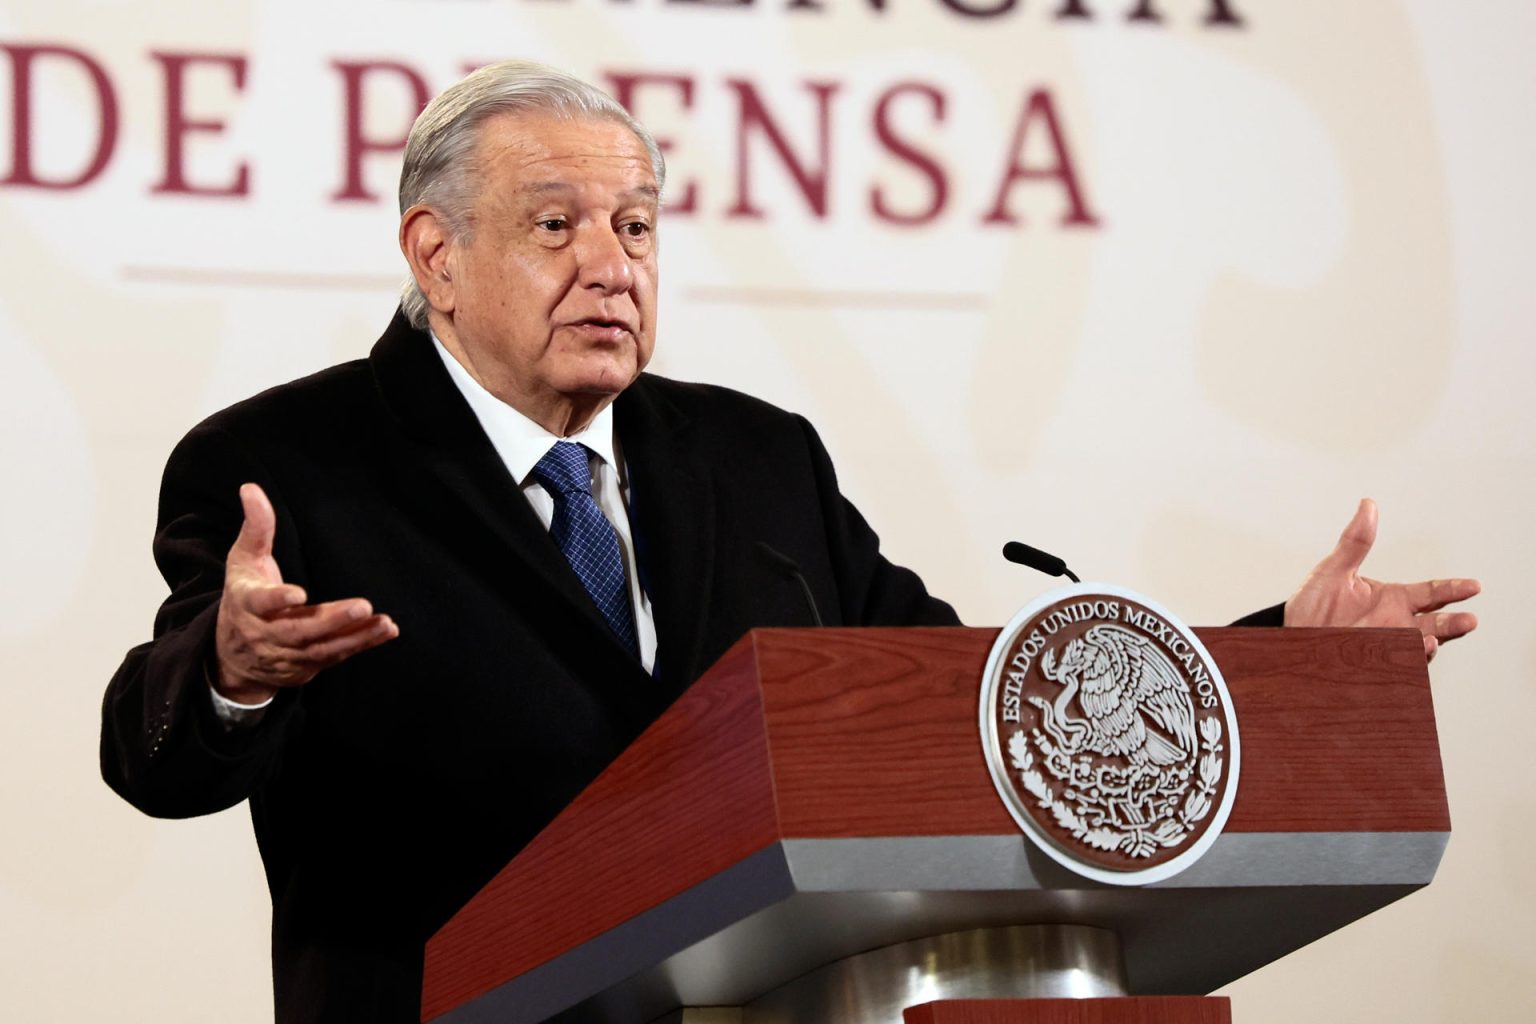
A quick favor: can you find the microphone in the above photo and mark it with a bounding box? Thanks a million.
[754,542,824,627]
[1002,541,1081,584]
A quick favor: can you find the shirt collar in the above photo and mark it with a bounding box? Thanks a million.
[430,333,618,485]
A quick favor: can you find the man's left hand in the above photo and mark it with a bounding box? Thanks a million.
[1284,498,1480,659]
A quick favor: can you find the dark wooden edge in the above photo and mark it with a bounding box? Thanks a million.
[902,997,1232,1024]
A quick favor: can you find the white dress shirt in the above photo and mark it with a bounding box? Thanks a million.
[428,337,658,673]
[210,336,658,726]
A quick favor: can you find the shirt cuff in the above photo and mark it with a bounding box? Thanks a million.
[207,678,274,729]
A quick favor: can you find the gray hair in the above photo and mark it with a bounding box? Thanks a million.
[397,60,666,330]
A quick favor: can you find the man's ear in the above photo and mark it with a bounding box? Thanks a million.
[399,205,457,315]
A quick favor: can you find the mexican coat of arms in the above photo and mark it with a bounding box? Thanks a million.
[979,584,1241,884]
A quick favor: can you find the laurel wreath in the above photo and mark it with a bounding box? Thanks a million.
[1008,717,1224,860]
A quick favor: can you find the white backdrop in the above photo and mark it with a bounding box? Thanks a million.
[1,1,1532,1020]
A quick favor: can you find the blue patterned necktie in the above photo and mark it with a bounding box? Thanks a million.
[531,441,640,658]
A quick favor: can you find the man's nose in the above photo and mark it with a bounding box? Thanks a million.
[575,225,634,294]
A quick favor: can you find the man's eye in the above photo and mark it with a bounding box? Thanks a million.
[537,218,568,232]
[620,222,651,238]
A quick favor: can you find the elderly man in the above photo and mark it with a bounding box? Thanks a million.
[101,61,1478,1022]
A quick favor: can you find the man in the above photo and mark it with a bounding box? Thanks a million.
[101,61,1479,1022]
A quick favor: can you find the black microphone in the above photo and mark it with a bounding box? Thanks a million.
[1002,541,1081,584]
[754,542,824,627]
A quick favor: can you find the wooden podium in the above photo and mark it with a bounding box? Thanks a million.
[419,626,1448,1023]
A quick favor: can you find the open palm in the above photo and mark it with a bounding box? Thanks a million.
[1284,499,1479,659]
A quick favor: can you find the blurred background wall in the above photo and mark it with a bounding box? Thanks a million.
[1,0,1530,1019]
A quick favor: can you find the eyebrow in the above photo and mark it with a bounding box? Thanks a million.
[522,182,661,204]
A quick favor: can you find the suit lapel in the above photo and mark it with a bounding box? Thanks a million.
[368,312,648,681]
[615,377,718,694]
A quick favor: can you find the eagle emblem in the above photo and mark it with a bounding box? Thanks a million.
[979,585,1240,885]
[1036,625,1195,769]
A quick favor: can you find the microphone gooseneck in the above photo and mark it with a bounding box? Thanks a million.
[754,542,825,627]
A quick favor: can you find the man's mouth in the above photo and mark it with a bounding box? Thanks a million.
[568,317,635,340]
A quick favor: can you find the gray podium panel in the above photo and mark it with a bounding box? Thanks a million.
[435,829,1445,1024]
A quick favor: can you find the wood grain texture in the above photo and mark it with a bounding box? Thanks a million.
[1209,628,1449,832]
[421,641,780,1019]
[753,627,1447,836]
[902,997,1231,1024]
[422,625,1446,1019]
[756,628,1016,837]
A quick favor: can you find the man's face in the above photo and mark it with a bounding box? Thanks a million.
[441,111,659,429]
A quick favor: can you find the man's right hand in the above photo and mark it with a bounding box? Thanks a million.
[214,483,399,705]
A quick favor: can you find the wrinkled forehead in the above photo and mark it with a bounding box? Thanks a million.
[470,110,657,193]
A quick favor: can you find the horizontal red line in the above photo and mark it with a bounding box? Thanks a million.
[684,286,988,311]
[121,267,988,312]
[122,266,400,291]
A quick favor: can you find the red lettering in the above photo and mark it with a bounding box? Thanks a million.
[1,42,118,190]
[150,52,249,197]
[331,60,430,202]
[787,0,888,10]
[1130,0,1245,23]
[726,79,838,220]
[982,88,1099,228]
[938,0,1018,17]
[1055,0,1244,24]
[604,70,698,215]
[869,82,949,227]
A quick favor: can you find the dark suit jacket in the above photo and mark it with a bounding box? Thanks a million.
[101,312,959,1022]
